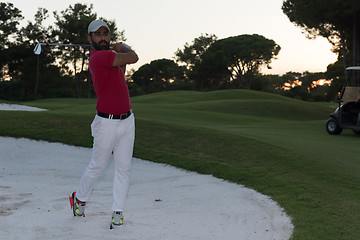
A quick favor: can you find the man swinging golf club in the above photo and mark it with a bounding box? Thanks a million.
[69,19,138,229]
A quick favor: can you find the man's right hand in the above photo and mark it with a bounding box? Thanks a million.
[110,42,131,53]
[111,42,139,67]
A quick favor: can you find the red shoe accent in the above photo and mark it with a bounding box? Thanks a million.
[69,192,76,209]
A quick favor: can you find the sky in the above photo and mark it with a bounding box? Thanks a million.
[7,0,338,75]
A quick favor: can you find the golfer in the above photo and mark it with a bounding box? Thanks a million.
[70,19,138,228]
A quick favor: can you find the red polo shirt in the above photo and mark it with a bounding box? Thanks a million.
[89,49,131,115]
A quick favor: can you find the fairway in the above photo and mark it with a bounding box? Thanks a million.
[1,89,360,239]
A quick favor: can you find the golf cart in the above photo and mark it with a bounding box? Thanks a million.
[326,66,360,135]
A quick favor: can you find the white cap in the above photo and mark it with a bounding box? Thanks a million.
[88,19,110,34]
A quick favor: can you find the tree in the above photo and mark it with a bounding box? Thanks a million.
[53,3,96,98]
[131,63,152,93]
[196,49,230,90]
[175,33,218,90]
[147,59,184,90]
[0,2,23,81]
[53,3,126,97]
[19,8,57,99]
[0,2,22,48]
[282,0,360,69]
[266,74,286,94]
[0,4,65,100]
[300,71,326,95]
[132,59,184,93]
[201,34,280,89]
[291,71,327,101]
[251,74,280,93]
[325,61,345,101]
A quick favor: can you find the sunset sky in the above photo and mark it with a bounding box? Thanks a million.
[7,0,338,75]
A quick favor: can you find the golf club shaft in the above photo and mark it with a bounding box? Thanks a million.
[33,42,92,55]
[44,43,92,47]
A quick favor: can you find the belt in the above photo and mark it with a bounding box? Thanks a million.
[97,110,132,120]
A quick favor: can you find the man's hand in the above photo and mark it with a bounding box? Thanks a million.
[110,42,131,53]
[110,42,139,67]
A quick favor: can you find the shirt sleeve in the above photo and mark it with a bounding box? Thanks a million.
[92,50,116,68]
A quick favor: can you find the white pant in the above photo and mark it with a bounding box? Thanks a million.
[76,113,135,212]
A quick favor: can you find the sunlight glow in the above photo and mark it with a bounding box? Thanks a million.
[311,79,331,88]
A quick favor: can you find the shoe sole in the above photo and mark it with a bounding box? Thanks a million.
[110,223,123,229]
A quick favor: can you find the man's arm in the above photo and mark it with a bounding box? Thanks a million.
[110,43,139,70]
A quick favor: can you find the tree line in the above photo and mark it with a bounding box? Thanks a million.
[1,1,357,102]
[0,2,124,100]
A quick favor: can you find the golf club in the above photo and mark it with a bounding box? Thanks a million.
[33,43,92,55]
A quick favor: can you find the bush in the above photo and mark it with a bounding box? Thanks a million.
[0,80,23,100]
[47,88,76,98]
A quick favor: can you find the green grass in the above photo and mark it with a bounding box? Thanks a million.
[1,90,359,239]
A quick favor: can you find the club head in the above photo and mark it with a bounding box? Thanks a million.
[33,43,42,55]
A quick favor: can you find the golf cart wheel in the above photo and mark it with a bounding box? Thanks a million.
[326,118,343,135]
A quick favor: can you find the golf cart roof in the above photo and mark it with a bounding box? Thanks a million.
[346,66,360,71]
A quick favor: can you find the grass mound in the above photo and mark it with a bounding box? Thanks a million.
[1,89,359,239]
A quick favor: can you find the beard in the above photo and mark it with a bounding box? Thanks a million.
[91,39,110,50]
